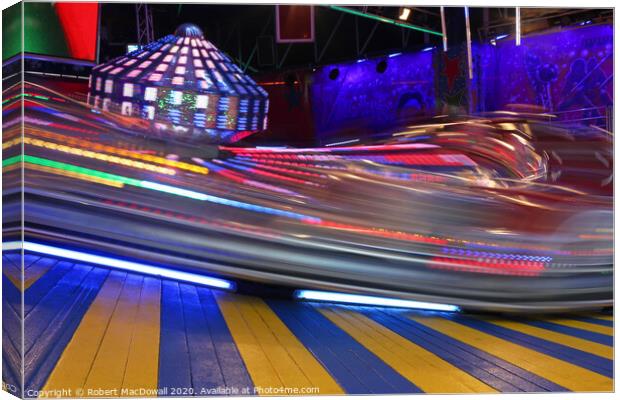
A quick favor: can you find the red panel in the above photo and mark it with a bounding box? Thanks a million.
[276,5,314,43]
[54,3,99,61]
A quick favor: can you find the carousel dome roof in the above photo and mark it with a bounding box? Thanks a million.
[88,23,269,144]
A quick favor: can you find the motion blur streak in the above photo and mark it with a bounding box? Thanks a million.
[6,82,612,312]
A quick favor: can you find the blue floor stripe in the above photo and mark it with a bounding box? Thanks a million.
[267,299,369,394]
[159,283,254,395]
[572,317,613,328]
[179,283,228,392]
[24,264,110,392]
[450,316,612,378]
[523,320,613,346]
[195,288,254,392]
[24,261,73,316]
[159,281,193,393]
[373,310,568,393]
[269,300,422,394]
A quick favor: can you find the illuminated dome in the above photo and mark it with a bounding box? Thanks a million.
[87,23,269,144]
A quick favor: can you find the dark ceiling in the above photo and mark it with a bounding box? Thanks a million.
[99,4,612,73]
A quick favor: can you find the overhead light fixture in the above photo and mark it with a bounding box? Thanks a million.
[3,241,235,290]
[399,7,411,21]
[421,46,435,52]
[294,289,461,312]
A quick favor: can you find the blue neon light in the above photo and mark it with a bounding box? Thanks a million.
[294,290,460,312]
[3,241,234,290]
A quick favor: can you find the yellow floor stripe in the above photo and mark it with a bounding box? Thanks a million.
[43,273,161,396]
[3,268,22,290]
[82,275,144,392]
[43,273,126,392]
[121,277,161,395]
[319,308,496,394]
[412,316,612,392]
[482,318,612,359]
[3,259,53,290]
[24,261,54,290]
[541,318,613,336]
[593,315,613,322]
[215,293,343,395]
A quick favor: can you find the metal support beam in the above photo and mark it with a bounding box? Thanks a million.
[329,5,443,37]
[317,13,345,62]
[242,13,273,72]
[136,4,154,46]
[277,43,293,69]
[360,21,379,55]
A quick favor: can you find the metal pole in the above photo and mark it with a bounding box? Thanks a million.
[464,7,473,80]
[440,6,448,52]
[515,7,521,46]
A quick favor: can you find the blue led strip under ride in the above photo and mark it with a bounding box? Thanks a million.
[2,242,234,290]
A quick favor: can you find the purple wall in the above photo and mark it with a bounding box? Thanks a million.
[474,24,613,125]
[311,51,436,142]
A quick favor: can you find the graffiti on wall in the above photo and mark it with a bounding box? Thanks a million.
[311,51,436,140]
[475,24,613,125]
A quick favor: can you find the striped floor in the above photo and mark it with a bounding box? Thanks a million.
[2,253,614,396]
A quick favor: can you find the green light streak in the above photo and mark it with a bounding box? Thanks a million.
[2,93,50,105]
[5,155,142,186]
[6,155,320,221]
[329,6,443,37]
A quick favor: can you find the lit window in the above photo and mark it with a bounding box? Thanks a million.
[102,98,111,111]
[163,55,173,62]
[202,40,211,49]
[126,69,141,78]
[220,64,228,72]
[144,87,158,101]
[139,61,152,68]
[206,60,215,69]
[190,39,196,47]
[171,91,182,105]
[96,77,102,90]
[100,65,113,72]
[156,63,168,72]
[145,105,155,120]
[124,59,136,66]
[110,67,124,75]
[184,37,190,45]
[196,95,208,109]
[148,73,162,82]
[181,46,189,54]
[192,49,200,57]
[178,56,187,65]
[195,69,205,79]
[104,80,113,93]
[200,49,209,58]
[121,102,132,116]
[161,44,171,51]
[193,59,203,68]
[94,95,100,107]
[172,76,185,85]
[176,38,183,44]
[175,66,186,75]
[149,52,162,60]
[123,83,134,97]
[170,46,179,53]
[138,51,148,58]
